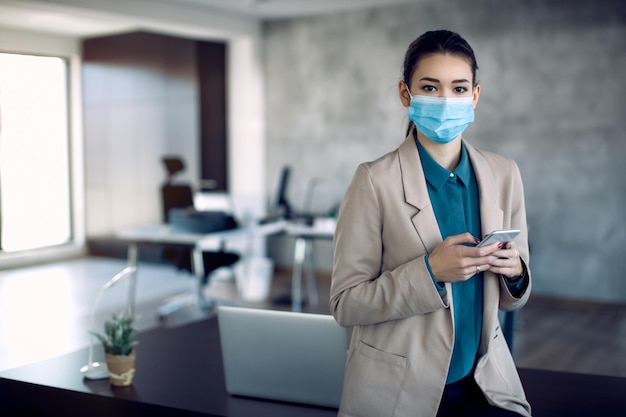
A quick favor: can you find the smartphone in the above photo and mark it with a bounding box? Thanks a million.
[477,229,520,247]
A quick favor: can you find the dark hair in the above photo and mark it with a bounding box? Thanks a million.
[402,30,479,88]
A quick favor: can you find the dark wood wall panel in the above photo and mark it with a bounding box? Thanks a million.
[196,41,227,191]
[82,31,227,191]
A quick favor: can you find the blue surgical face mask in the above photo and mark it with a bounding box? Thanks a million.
[406,85,475,144]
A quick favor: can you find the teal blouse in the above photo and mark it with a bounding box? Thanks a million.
[416,138,483,384]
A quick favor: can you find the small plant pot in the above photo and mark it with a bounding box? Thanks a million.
[105,349,136,386]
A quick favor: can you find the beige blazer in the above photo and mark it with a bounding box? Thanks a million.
[330,133,532,417]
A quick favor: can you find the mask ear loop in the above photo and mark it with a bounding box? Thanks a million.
[403,82,417,138]
[404,82,414,99]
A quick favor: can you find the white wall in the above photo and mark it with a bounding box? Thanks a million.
[227,35,267,221]
[0,26,80,55]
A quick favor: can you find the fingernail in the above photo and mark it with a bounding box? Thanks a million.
[475,238,481,244]
[497,242,503,248]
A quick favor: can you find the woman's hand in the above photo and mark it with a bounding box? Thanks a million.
[428,233,499,283]
[428,233,524,282]
[485,241,524,279]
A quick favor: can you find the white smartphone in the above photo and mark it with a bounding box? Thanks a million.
[476,229,520,247]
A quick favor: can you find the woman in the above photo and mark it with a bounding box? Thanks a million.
[330,30,532,417]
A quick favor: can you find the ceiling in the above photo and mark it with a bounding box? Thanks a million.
[0,0,418,38]
[168,0,417,18]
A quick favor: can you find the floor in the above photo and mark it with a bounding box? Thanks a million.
[0,255,625,378]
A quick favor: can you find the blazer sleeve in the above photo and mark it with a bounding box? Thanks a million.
[498,159,532,311]
[329,164,447,327]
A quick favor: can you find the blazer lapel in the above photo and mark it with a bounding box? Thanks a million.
[399,137,505,249]
[464,141,504,238]
[397,132,442,253]
[464,141,505,346]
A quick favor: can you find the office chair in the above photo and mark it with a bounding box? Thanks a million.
[159,157,240,314]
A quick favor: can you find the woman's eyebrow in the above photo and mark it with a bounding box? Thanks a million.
[419,77,471,84]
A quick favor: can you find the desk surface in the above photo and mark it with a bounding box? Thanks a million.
[1,317,625,417]
[116,219,334,250]
[0,317,335,417]
[284,218,335,239]
[117,220,287,248]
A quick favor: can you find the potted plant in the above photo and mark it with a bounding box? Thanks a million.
[91,312,138,386]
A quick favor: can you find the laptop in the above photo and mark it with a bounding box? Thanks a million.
[217,306,349,408]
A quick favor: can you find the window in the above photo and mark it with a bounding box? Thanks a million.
[0,53,72,252]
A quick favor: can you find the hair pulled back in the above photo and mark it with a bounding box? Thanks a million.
[402,30,479,88]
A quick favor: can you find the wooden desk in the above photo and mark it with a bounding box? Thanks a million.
[1,317,625,416]
[0,317,335,417]
[0,318,626,417]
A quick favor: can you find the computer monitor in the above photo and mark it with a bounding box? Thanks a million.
[275,166,292,219]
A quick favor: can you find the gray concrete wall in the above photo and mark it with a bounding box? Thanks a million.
[263,0,626,303]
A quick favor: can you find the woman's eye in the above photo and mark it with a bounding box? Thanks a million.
[454,86,468,94]
[421,85,437,92]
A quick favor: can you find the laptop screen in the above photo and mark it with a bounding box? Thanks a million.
[217,306,348,408]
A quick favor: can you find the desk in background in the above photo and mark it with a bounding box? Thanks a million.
[116,218,336,315]
[1,316,625,417]
[283,218,335,312]
[116,221,285,317]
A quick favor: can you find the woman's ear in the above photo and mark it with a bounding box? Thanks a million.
[472,84,481,109]
[398,81,411,108]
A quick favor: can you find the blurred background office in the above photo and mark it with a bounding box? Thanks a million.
[0,0,624,373]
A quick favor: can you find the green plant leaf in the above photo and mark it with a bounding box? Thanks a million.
[90,312,138,356]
